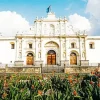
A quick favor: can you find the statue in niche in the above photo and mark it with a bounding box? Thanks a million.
[44,30,46,34]
[63,52,66,57]
[38,43,41,48]
[38,29,41,34]
[19,43,22,49]
[38,52,41,58]
[56,24,59,30]
[19,52,22,59]
[62,29,65,34]
[82,43,84,48]
[82,52,85,58]
[56,30,59,34]
[62,24,64,27]
[49,24,55,35]
[44,24,47,34]
[63,43,65,48]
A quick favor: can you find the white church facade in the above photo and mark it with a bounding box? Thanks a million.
[0,12,100,67]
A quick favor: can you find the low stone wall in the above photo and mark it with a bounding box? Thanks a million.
[0,68,6,73]
[65,66,100,73]
[0,67,41,73]
[0,66,100,74]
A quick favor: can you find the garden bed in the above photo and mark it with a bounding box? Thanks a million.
[0,68,100,100]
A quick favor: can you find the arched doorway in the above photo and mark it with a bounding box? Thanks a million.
[47,50,56,65]
[70,52,77,65]
[26,53,34,65]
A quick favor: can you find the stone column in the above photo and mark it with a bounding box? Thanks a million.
[79,36,82,66]
[14,38,23,66]
[59,20,62,65]
[64,17,67,34]
[15,38,18,61]
[84,37,87,60]
[18,39,22,60]
[60,38,66,66]
[80,36,89,66]
[59,38,61,65]
[66,38,69,66]
[41,22,43,35]
[59,18,62,35]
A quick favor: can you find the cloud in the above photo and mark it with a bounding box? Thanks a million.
[66,0,100,35]
[0,11,30,36]
[86,0,100,35]
[86,0,100,18]
[68,13,91,34]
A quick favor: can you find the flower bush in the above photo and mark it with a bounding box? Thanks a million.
[0,69,100,100]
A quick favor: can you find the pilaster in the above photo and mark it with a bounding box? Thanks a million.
[15,37,24,66]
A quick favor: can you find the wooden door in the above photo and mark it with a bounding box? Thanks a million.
[27,56,33,65]
[47,55,52,65]
[47,54,56,65]
[52,54,56,65]
[70,53,77,65]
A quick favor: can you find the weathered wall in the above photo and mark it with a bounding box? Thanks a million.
[65,66,100,73]
[0,67,41,73]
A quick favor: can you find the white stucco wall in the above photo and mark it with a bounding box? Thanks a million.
[86,36,100,66]
[0,13,100,67]
[0,35,100,66]
[0,37,16,65]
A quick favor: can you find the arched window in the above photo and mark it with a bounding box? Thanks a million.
[71,42,76,48]
[89,42,95,49]
[28,43,32,49]
[10,42,15,49]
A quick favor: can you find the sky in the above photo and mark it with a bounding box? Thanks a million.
[0,0,100,36]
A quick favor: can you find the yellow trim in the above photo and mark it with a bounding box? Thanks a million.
[10,42,14,44]
[89,42,94,44]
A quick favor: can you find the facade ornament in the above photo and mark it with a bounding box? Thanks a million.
[64,16,66,20]
[18,52,22,59]
[46,5,51,13]
[36,16,38,20]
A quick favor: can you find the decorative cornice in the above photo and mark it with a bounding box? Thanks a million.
[0,39,15,41]
[15,35,87,38]
[34,20,67,23]
[87,38,100,40]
